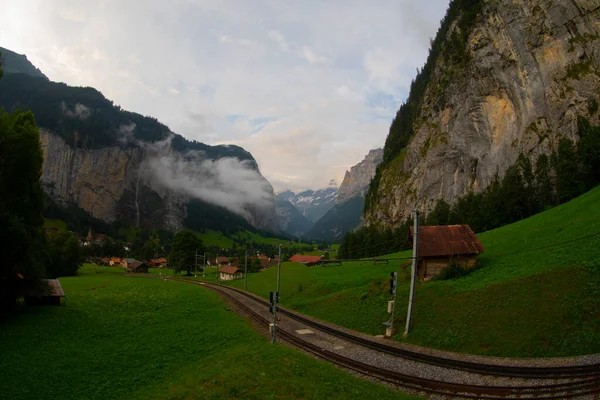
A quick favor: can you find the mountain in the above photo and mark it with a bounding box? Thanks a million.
[365,0,600,228]
[337,149,383,204]
[305,196,364,242]
[306,149,383,241]
[0,46,278,234]
[275,199,314,237]
[276,186,338,223]
[0,48,47,79]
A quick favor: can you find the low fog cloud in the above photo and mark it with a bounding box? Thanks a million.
[116,122,137,146]
[61,102,91,120]
[146,137,274,221]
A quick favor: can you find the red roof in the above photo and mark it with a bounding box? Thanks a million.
[410,225,485,258]
[289,255,323,264]
[220,265,240,275]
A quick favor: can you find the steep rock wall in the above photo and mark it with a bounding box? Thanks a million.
[40,130,277,232]
[337,148,383,204]
[367,0,600,227]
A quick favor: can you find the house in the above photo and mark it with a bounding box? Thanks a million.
[148,257,166,267]
[409,224,485,281]
[219,265,243,281]
[289,255,323,266]
[126,260,149,273]
[24,279,65,306]
[216,256,230,266]
[109,257,123,266]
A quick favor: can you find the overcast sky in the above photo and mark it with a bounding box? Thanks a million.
[1,0,449,192]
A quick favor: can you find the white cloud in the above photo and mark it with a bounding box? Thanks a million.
[0,0,450,192]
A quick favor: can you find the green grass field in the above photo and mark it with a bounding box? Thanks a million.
[43,218,68,232]
[0,267,420,400]
[225,186,600,357]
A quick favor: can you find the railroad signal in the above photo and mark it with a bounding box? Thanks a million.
[389,272,398,295]
[270,291,279,343]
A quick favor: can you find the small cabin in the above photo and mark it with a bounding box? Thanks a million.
[216,256,230,266]
[219,265,243,281]
[24,279,65,306]
[410,224,485,281]
[125,259,149,273]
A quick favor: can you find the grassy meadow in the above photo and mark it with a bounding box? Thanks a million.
[0,266,420,400]
[224,186,600,357]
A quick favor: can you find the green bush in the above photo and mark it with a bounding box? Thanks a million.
[433,260,481,281]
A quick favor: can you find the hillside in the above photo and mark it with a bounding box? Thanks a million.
[227,186,600,357]
[0,47,47,79]
[275,199,314,237]
[307,149,383,241]
[0,46,278,234]
[0,267,418,400]
[305,196,364,241]
[365,0,600,227]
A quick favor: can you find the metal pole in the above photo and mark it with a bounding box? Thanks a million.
[203,253,206,277]
[390,272,398,334]
[244,250,248,291]
[404,209,419,335]
[195,249,197,277]
[216,254,219,282]
[276,244,282,294]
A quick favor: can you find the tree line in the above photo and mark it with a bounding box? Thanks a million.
[341,116,600,259]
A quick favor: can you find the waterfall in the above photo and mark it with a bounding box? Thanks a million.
[135,150,144,228]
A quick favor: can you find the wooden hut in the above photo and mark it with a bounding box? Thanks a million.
[410,225,485,281]
[24,279,65,306]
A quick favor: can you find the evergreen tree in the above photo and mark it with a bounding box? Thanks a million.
[168,230,203,275]
[577,116,600,190]
[0,108,46,309]
[534,154,553,209]
[426,199,451,225]
[554,138,583,203]
[46,232,83,278]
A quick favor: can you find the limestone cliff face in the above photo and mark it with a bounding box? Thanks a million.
[40,130,277,232]
[366,0,600,227]
[337,148,383,204]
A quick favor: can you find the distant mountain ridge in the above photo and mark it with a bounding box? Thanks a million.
[276,186,338,223]
[306,149,383,241]
[0,47,48,79]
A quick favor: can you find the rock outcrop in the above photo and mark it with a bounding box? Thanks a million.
[40,130,278,232]
[366,0,600,227]
[337,148,383,204]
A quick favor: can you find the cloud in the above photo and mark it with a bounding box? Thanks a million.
[61,102,91,120]
[116,122,137,146]
[145,138,274,222]
[2,0,450,192]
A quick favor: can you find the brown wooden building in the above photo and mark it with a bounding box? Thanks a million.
[126,260,149,273]
[219,265,243,281]
[24,279,65,306]
[410,225,485,281]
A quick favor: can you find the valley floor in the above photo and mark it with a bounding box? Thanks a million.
[0,267,420,400]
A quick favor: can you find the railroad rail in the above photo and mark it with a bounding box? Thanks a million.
[134,275,600,398]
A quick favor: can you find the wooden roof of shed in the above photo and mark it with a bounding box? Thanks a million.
[410,225,485,258]
[289,255,323,264]
[27,279,65,297]
[220,265,240,275]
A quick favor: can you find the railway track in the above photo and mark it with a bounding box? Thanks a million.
[138,275,600,398]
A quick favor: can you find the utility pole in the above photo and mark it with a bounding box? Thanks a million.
[404,209,419,335]
[216,254,219,282]
[195,249,198,277]
[384,272,398,337]
[276,244,282,293]
[244,250,248,291]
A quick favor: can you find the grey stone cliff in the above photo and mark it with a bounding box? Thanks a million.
[366,0,600,227]
[337,148,383,204]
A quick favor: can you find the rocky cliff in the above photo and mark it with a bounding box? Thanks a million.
[366,0,600,227]
[40,130,278,232]
[337,148,383,204]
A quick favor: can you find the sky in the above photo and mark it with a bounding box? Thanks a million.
[1,0,449,192]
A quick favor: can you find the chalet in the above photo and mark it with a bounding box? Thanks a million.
[410,224,485,281]
[109,257,123,266]
[219,265,243,281]
[149,257,166,267]
[216,256,230,266]
[24,279,65,306]
[289,255,323,266]
[126,260,149,273]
